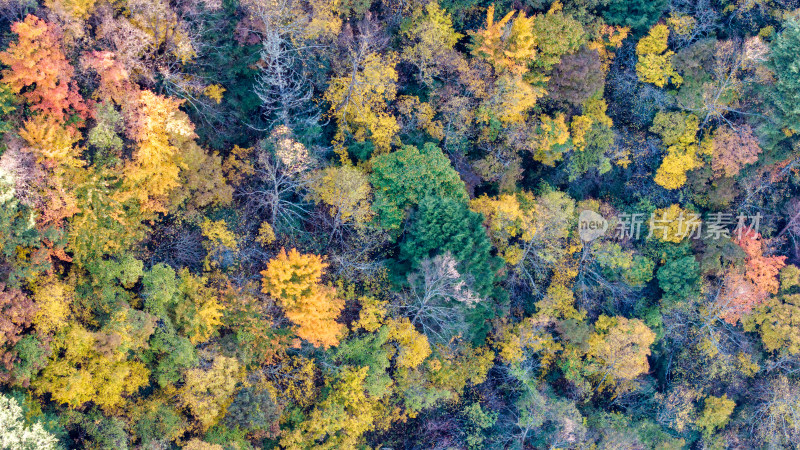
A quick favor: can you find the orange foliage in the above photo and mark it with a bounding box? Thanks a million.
[737,229,786,295]
[261,249,344,348]
[718,229,786,324]
[0,15,87,122]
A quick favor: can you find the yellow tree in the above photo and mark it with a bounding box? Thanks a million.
[528,113,572,166]
[650,112,706,189]
[33,324,150,412]
[324,53,399,157]
[401,1,462,85]
[586,315,655,390]
[280,366,380,449]
[179,354,242,431]
[306,165,373,227]
[471,5,537,76]
[261,248,345,348]
[636,24,682,88]
[470,192,536,265]
[122,90,193,213]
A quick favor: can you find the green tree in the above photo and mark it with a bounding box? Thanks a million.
[400,196,502,299]
[768,19,800,138]
[370,143,468,232]
[602,0,668,35]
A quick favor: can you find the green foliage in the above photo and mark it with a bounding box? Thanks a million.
[400,195,503,298]
[602,0,668,35]
[370,143,468,232]
[769,19,800,137]
[657,255,701,305]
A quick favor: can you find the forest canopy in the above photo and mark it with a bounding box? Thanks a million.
[1,0,800,448]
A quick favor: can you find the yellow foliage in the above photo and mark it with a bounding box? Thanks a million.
[535,283,585,321]
[470,192,536,265]
[587,315,655,388]
[587,24,630,72]
[267,355,318,408]
[395,95,444,140]
[33,325,150,412]
[472,5,537,76]
[652,112,702,190]
[179,354,242,430]
[325,53,399,157]
[44,0,98,19]
[18,116,83,168]
[256,221,277,245]
[635,24,682,88]
[123,90,193,213]
[30,275,73,335]
[649,204,698,243]
[261,248,344,348]
[203,84,225,104]
[354,296,388,332]
[200,218,238,251]
[280,366,378,449]
[401,1,462,85]
[307,165,373,225]
[483,74,546,125]
[176,269,225,344]
[530,113,571,166]
[494,316,557,365]
[184,439,224,450]
[667,13,697,37]
[386,318,431,369]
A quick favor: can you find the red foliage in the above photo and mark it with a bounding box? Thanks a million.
[0,284,37,383]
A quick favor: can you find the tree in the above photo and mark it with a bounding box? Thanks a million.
[0,285,36,383]
[306,164,373,227]
[603,0,668,35]
[400,196,502,299]
[749,376,800,447]
[470,5,537,76]
[482,74,546,125]
[530,2,585,71]
[400,1,462,86]
[369,143,467,232]
[745,265,800,354]
[399,253,483,343]
[140,264,224,344]
[717,229,787,324]
[324,52,399,155]
[122,90,193,213]
[469,191,537,265]
[527,113,572,166]
[179,354,242,431]
[29,274,72,335]
[768,19,800,136]
[636,24,682,88]
[711,125,761,178]
[261,248,344,348]
[280,366,380,449]
[548,47,605,106]
[33,324,150,412]
[695,395,735,438]
[0,15,87,122]
[586,315,655,390]
[657,255,701,305]
[0,394,59,450]
[650,111,704,189]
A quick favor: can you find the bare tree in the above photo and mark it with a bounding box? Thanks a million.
[237,127,315,232]
[396,253,482,343]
